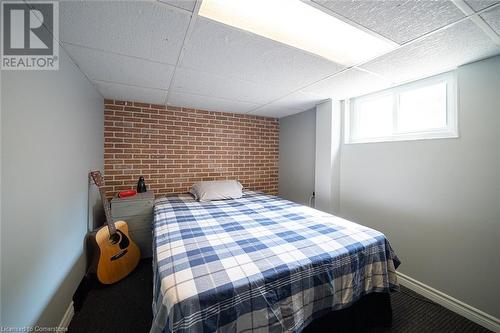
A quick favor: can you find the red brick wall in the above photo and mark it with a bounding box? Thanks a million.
[104,100,279,198]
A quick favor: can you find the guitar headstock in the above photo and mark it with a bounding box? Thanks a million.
[90,170,104,188]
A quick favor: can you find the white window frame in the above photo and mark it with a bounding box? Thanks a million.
[344,71,458,144]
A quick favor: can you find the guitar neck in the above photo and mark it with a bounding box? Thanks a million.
[98,186,116,235]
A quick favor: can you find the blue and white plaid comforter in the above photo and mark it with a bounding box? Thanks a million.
[151,191,400,333]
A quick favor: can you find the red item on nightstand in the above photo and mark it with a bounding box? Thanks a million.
[118,190,137,198]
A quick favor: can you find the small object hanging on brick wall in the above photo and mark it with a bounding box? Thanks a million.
[137,176,147,193]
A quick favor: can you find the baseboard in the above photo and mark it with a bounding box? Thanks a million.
[397,272,500,333]
[58,301,74,330]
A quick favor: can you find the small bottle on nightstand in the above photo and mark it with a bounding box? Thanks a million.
[137,176,147,193]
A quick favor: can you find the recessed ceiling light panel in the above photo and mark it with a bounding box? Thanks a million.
[199,0,398,66]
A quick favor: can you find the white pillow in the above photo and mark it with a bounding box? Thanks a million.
[189,180,243,202]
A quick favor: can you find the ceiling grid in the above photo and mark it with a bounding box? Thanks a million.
[58,0,500,117]
[164,0,204,105]
[247,0,500,116]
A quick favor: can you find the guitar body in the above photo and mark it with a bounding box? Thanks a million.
[89,221,141,284]
[88,171,142,284]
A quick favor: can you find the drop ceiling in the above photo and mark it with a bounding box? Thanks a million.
[59,0,500,118]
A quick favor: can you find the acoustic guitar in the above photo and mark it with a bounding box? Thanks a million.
[88,171,140,284]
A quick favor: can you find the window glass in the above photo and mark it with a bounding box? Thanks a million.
[353,95,393,139]
[398,82,447,133]
[345,71,457,144]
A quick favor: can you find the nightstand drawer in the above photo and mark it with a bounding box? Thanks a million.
[111,199,153,217]
[129,229,152,258]
[115,215,152,232]
[111,191,154,258]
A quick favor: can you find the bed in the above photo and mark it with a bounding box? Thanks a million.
[151,190,400,333]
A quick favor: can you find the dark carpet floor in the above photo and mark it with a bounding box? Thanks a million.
[68,259,491,333]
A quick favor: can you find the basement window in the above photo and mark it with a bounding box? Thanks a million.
[345,71,458,144]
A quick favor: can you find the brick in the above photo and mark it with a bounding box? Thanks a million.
[104,101,278,198]
[105,105,124,111]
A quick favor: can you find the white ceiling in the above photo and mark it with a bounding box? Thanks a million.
[59,0,500,118]
[311,0,465,44]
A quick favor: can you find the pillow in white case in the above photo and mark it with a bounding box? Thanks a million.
[189,180,243,201]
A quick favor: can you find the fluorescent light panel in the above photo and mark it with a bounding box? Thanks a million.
[199,0,398,66]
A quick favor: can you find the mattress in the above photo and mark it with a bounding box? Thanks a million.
[151,191,400,333]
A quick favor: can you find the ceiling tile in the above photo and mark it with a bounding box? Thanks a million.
[302,68,393,100]
[180,17,345,92]
[464,0,499,11]
[248,92,324,118]
[481,5,500,34]
[63,44,174,90]
[168,92,260,114]
[171,67,291,104]
[94,81,167,105]
[311,0,464,44]
[158,0,196,12]
[249,106,306,119]
[360,19,500,84]
[60,1,190,64]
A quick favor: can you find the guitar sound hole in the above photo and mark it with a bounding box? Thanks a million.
[109,233,120,245]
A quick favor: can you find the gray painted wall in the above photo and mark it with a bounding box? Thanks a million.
[279,109,316,205]
[315,100,342,214]
[1,49,103,327]
[0,63,3,326]
[339,55,500,319]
